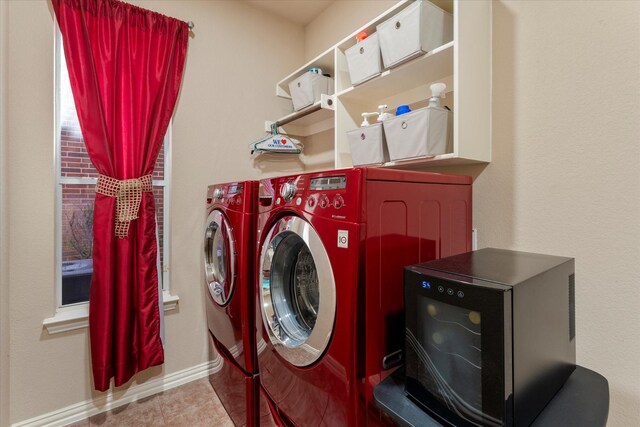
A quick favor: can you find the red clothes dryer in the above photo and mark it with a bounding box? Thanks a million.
[255,168,472,426]
[204,181,274,427]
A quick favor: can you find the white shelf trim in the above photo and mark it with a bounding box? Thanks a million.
[43,290,179,335]
[268,0,491,170]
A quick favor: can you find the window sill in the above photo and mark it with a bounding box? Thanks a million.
[43,291,180,335]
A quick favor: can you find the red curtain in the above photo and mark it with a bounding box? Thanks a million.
[51,0,189,391]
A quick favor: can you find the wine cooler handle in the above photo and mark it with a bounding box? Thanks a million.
[382,349,403,370]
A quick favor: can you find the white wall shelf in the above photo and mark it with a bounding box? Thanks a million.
[265,0,491,170]
[335,41,454,103]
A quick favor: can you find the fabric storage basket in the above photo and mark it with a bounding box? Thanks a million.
[345,33,383,86]
[288,72,334,111]
[347,123,388,166]
[383,106,450,161]
[377,0,453,69]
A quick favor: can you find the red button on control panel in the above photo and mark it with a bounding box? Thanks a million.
[318,195,330,208]
[307,197,315,208]
[333,194,344,209]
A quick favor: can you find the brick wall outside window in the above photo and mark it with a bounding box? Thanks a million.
[60,124,166,265]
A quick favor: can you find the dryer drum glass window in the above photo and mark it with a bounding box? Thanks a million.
[204,210,235,306]
[260,216,336,367]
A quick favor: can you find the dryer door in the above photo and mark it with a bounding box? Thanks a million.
[204,209,236,306]
[260,215,336,367]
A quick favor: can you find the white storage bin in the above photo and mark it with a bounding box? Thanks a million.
[288,72,334,111]
[345,33,383,86]
[377,0,453,69]
[382,106,450,161]
[347,123,388,166]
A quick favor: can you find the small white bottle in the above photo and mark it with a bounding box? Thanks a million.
[428,83,447,108]
[361,112,379,127]
[377,104,394,122]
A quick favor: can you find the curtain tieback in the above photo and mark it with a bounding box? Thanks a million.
[96,174,153,238]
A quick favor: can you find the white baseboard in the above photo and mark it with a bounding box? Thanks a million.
[12,356,223,427]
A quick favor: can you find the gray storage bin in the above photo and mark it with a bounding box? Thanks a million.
[345,33,383,86]
[383,106,450,161]
[347,123,389,166]
[377,0,453,69]
[288,72,334,111]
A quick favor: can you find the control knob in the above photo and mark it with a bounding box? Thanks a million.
[213,188,223,200]
[279,182,296,202]
[318,195,330,208]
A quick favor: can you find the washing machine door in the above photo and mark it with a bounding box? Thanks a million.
[204,209,236,306]
[260,215,336,367]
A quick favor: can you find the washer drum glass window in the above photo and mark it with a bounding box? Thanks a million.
[204,209,235,306]
[260,215,336,367]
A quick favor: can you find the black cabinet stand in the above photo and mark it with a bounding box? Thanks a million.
[373,366,609,427]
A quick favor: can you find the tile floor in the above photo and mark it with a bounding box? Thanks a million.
[67,378,238,426]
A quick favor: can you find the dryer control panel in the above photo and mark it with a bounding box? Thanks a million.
[207,182,251,212]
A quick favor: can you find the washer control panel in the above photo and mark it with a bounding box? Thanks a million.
[266,172,357,220]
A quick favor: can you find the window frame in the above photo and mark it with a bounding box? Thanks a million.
[47,31,176,331]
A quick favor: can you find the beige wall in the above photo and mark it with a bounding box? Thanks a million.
[477,2,640,425]
[305,0,640,426]
[5,0,303,423]
[0,1,10,425]
[7,2,69,423]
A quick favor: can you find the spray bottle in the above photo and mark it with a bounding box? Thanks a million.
[425,82,451,155]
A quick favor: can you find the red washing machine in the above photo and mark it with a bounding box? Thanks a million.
[255,168,472,426]
[203,181,275,427]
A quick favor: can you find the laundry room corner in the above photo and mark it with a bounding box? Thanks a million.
[3,0,640,426]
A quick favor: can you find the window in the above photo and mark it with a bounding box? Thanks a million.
[55,33,171,308]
